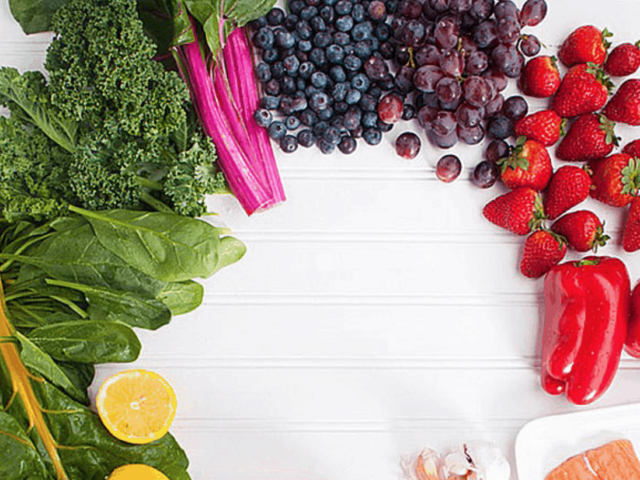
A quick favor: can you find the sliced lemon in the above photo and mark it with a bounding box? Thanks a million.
[96,369,177,445]
[107,464,169,480]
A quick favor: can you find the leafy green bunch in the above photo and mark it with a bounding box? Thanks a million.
[0,0,226,223]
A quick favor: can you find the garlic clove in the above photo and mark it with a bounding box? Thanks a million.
[443,451,473,476]
[414,448,442,480]
[464,441,510,480]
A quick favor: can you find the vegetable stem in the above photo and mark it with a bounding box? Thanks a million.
[0,279,68,480]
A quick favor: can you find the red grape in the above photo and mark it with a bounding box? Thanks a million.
[472,160,499,188]
[436,154,463,182]
[520,0,547,26]
[378,93,404,123]
[395,132,422,159]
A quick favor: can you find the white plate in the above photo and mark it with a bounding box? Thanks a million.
[516,402,640,480]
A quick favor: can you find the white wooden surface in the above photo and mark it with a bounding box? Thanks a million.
[4,1,640,478]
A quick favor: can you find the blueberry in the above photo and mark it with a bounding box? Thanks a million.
[351,21,373,41]
[334,101,349,114]
[300,6,319,21]
[271,61,286,79]
[320,5,336,24]
[275,30,296,49]
[296,77,307,91]
[345,88,362,105]
[351,73,370,92]
[279,96,295,116]
[324,126,342,145]
[374,23,391,41]
[378,74,395,90]
[255,63,272,83]
[310,91,331,112]
[280,135,299,153]
[379,41,395,59]
[313,32,332,48]
[314,121,330,137]
[369,85,383,99]
[299,62,315,79]
[284,14,300,31]
[338,136,357,154]
[260,95,281,110]
[330,65,347,83]
[336,15,355,32]
[323,0,338,5]
[362,111,378,128]
[267,8,285,25]
[359,93,377,111]
[290,0,306,14]
[318,138,336,154]
[268,121,287,140]
[363,128,382,145]
[318,106,334,121]
[278,47,296,61]
[298,129,317,147]
[265,78,281,96]
[334,32,350,46]
[487,115,514,139]
[281,76,297,94]
[253,28,275,49]
[343,106,363,130]
[305,85,322,97]
[311,71,329,89]
[296,20,313,40]
[352,3,365,22]
[335,0,353,15]
[354,40,372,59]
[310,16,327,32]
[332,82,349,101]
[402,104,417,121]
[309,48,327,68]
[300,109,319,126]
[344,54,363,71]
[249,17,268,31]
[299,40,313,52]
[386,0,398,13]
[377,119,393,132]
[369,37,380,51]
[254,109,273,127]
[291,96,308,112]
[283,55,300,75]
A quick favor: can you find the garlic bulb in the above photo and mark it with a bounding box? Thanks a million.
[464,441,511,480]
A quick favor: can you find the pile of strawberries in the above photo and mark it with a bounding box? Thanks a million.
[482,24,640,278]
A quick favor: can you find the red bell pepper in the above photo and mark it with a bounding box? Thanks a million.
[625,282,640,357]
[541,256,630,405]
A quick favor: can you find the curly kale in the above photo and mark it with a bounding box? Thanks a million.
[0,0,226,223]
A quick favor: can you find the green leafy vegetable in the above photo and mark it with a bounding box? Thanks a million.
[157,280,204,316]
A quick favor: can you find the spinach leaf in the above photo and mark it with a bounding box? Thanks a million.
[157,280,203,316]
[56,361,95,396]
[8,0,71,34]
[16,332,87,403]
[27,321,141,364]
[45,279,172,331]
[71,207,221,282]
[0,412,49,479]
[214,235,247,273]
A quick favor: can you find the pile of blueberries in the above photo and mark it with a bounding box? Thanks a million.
[250,0,547,167]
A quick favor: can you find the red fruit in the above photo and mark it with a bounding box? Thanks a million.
[623,139,640,157]
[483,187,544,235]
[551,210,609,252]
[604,42,640,77]
[514,109,564,147]
[520,230,567,279]
[378,93,403,123]
[623,196,640,252]
[552,64,612,118]
[498,138,552,191]
[558,26,612,67]
[544,165,591,220]
[519,55,561,98]
[589,154,640,207]
[556,113,618,162]
[603,79,640,126]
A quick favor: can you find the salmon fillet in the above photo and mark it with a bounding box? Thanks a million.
[586,440,640,480]
[545,453,598,480]
[546,440,640,480]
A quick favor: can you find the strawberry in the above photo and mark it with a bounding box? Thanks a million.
[497,138,552,191]
[544,165,591,220]
[519,55,561,98]
[623,196,640,252]
[558,26,612,67]
[603,79,640,125]
[551,210,610,252]
[520,230,567,279]
[552,64,613,118]
[604,42,640,77]
[556,113,619,162]
[588,154,640,207]
[514,109,565,147]
[483,187,544,235]
[623,139,640,157]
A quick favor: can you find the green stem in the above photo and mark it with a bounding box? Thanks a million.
[0,233,54,272]
[140,192,175,214]
[135,175,163,191]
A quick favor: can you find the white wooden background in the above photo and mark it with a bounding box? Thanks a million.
[4,1,640,478]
